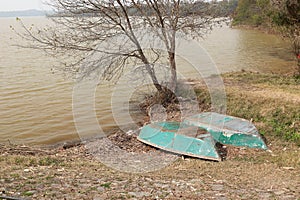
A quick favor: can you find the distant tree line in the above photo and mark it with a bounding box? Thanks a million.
[49,1,237,18]
[232,0,268,26]
[0,9,46,18]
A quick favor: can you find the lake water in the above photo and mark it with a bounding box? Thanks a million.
[0,17,295,146]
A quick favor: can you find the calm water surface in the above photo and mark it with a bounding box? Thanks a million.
[0,17,295,145]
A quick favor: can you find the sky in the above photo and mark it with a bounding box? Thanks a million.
[0,0,51,11]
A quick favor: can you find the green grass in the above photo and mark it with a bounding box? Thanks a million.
[10,156,62,167]
[223,72,300,86]
[23,191,35,196]
[38,156,61,166]
[100,182,112,188]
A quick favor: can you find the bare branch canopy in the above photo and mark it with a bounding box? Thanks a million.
[17,0,227,94]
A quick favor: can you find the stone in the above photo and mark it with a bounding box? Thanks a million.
[274,190,285,195]
[128,191,151,198]
[211,184,224,191]
[97,187,105,192]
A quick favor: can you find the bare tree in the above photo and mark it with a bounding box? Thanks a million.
[18,0,225,100]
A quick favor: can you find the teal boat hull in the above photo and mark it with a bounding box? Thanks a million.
[184,112,268,150]
[138,122,221,161]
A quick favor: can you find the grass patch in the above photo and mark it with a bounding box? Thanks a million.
[14,157,26,165]
[266,108,300,143]
[11,156,61,167]
[38,156,61,166]
[23,191,35,196]
[100,182,112,188]
[223,71,300,86]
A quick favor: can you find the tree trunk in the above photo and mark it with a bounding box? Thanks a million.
[297,57,300,75]
[169,52,177,92]
[145,63,164,93]
[169,31,177,93]
[293,37,300,75]
[138,50,164,93]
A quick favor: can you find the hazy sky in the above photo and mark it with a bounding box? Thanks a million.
[0,0,51,11]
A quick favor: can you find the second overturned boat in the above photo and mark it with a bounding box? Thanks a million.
[184,112,268,150]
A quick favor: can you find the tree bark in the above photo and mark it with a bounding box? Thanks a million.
[169,51,177,92]
[297,57,300,74]
[139,50,164,93]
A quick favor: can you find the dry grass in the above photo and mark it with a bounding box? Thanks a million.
[0,142,299,200]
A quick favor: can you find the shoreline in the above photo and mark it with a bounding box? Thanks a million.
[3,70,299,150]
[1,70,299,199]
[231,24,279,35]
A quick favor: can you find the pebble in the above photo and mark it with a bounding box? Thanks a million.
[154,183,169,189]
[282,167,295,170]
[57,168,65,172]
[0,188,5,194]
[128,191,151,198]
[259,192,271,199]
[274,190,285,195]
[216,197,227,200]
[97,187,105,192]
[50,184,61,189]
[145,178,152,182]
[211,184,224,191]
[282,195,297,199]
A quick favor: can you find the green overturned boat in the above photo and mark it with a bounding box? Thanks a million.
[184,112,268,150]
[138,112,267,161]
[137,122,221,161]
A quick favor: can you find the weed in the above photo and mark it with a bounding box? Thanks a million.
[10,173,20,179]
[45,175,54,180]
[38,157,60,166]
[100,182,112,188]
[23,191,35,196]
[14,157,26,165]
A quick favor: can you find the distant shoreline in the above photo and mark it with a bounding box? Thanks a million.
[0,9,50,18]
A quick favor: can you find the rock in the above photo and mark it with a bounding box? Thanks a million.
[216,197,227,200]
[97,187,105,192]
[211,184,224,191]
[0,188,5,194]
[281,195,296,199]
[274,190,285,195]
[145,178,152,182]
[128,191,151,198]
[50,184,61,189]
[154,183,169,189]
[259,192,271,199]
[282,167,295,170]
[57,168,65,172]
[126,130,134,136]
